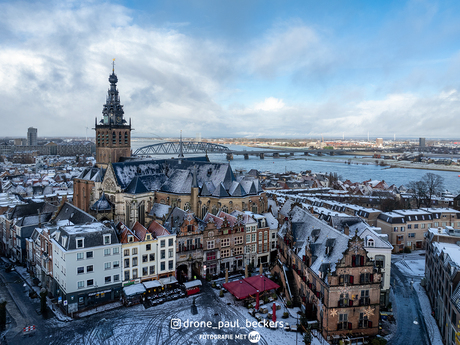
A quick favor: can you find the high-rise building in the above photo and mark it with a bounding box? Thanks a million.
[95,62,131,168]
[419,137,426,147]
[376,138,383,147]
[27,127,37,146]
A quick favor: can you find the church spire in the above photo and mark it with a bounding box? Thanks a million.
[102,59,125,126]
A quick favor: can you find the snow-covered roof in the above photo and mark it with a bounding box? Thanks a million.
[183,280,202,289]
[123,283,147,296]
[143,280,163,289]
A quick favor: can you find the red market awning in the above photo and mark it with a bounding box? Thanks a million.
[223,280,258,300]
[244,275,280,292]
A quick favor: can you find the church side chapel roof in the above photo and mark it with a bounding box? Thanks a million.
[124,176,149,194]
[90,192,113,211]
[78,167,104,182]
[108,157,265,199]
[212,183,230,197]
[200,181,215,196]
[228,181,247,197]
[279,206,350,276]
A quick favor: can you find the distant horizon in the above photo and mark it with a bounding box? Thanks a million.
[2,135,460,142]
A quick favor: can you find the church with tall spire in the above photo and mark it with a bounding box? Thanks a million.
[95,60,132,168]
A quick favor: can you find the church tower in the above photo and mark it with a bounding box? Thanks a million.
[95,61,132,168]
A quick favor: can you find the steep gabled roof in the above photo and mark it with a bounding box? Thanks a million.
[201,181,215,196]
[124,176,149,194]
[148,220,170,237]
[229,182,247,197]
[90,192,113,211]
[212,183,229,197]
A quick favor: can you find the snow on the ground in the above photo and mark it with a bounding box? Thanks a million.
[210,285,324,345]
[414,282,442,345]
[77,301,123,318]
[14,265,72,322]
[395,259,425,277]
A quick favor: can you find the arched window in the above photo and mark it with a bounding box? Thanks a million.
[112,132,116,144]
[211,205,218,215]
[252,204,258,214]
[201,206,207,218]
[222,205,228,213]
[184,202,191,211]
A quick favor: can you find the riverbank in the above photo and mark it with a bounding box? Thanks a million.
[287,156,460,173]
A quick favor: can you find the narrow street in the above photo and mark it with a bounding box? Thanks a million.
[388,254,430,345]
[0,263,53,344]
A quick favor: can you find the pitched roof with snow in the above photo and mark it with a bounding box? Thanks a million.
[279,206,350,275]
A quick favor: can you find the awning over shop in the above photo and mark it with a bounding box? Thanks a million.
[183,280,202,289]
[123,283,146,296]
[223,279,258,300]
[143,280,163,289]
[160,276,178,285]
[244,275,280,292]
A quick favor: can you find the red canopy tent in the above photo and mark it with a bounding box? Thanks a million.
[244,275,280,292]
[223,280,258,300]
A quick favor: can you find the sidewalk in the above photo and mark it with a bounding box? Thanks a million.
[12,265,72,322]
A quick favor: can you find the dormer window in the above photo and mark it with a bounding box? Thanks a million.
[104,234,111,245]
[367,239,374,247]
[128,235,134,243]
[146,234,151,241]
[76,238,84,248]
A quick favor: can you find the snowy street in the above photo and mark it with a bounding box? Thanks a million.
[2,273,323,345]
[387,251,441,345]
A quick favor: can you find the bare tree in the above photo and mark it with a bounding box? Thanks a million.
[422,173,445,205]
[407,173,444,208]
[407,180,428,208]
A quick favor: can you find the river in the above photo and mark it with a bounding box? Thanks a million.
[131,139,460,193]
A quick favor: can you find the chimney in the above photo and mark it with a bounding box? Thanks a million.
[344,225,349,236]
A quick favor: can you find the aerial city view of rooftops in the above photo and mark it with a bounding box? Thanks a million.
[1,1,460,345]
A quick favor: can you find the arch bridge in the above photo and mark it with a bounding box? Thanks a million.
[133,141,231,156]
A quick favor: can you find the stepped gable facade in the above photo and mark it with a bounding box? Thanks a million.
[277,206,381,340]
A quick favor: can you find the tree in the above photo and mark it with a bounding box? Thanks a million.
[407,180,428,208]
[422,173,445,206]
[407,173,444,208]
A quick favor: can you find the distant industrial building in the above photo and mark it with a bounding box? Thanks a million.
[376,138,383,147]
[419,137,426,147]
[27,127,38,146]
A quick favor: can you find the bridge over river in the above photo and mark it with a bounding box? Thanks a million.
[132,141,345,160]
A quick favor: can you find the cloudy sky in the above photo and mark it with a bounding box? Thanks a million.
[1,0,460,139]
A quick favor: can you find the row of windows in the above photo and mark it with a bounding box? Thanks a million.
[123,260,174,280]
[77,275,119,289]
[77,261,120,274]
[76,247,119,260]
